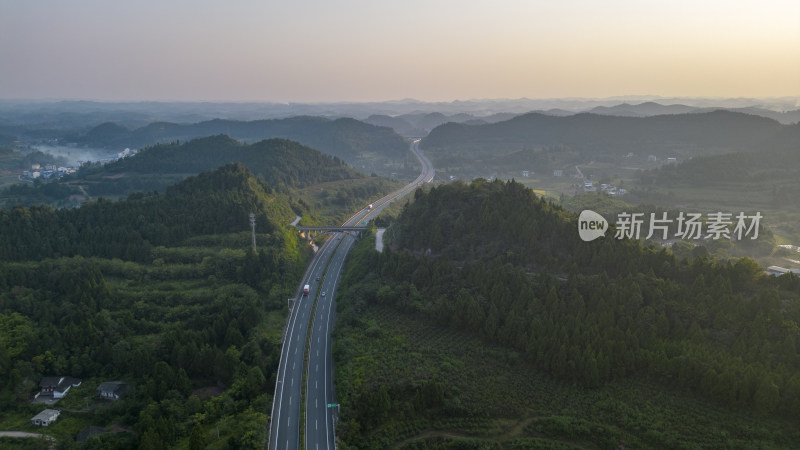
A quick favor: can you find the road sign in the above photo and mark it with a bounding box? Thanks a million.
[327,403,339,407]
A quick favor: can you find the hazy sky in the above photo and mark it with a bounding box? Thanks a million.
[1,0,798,102]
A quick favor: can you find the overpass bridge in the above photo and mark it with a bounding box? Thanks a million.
[296,226,368,239]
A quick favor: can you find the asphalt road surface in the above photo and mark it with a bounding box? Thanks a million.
[268,140,433,449]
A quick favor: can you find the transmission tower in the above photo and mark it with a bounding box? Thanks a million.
[249,213,257,252]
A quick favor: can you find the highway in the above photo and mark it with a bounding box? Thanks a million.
[304,234,353,449]
[268,140,433,449]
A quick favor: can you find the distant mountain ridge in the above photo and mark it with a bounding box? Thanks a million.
[72,135,367,197]
[3,97,797,129]
[422,110,796,162]
[364,111,516,137]
[588,102,699,116]
[588,102,800,123]
[66,116,408,164]
[366,102,799,137]
[1,100,796,146]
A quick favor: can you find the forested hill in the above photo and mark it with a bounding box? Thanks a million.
[0,163,311,448]
[392,178,624,275]
[637,124,800,208]
[0,163,296,262]
[67,116,408,163]
[421,110,795,162]
[333,179,800,447]
[75,135,365,194]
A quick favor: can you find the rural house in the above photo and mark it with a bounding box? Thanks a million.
[31,409,60,426]
[97,381,129,400]
[38,376,81,399]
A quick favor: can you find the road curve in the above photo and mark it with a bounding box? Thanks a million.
[268,140,433,449]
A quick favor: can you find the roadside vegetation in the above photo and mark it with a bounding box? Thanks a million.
[0,164,314,448]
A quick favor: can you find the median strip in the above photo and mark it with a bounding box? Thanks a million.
[299,233,346,449]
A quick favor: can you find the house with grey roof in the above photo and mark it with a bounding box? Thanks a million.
[37,376,81,400]
[97,381,129,400]
[31,409,60,426]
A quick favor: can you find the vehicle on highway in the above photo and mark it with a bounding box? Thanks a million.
[303,284,310,295]
[268,139,432,450]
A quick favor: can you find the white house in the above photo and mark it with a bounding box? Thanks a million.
[39,376,81,399]
[31,409,60,426]
[766,266,800,276]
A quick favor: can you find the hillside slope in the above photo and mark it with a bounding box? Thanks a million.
[79,135,363,192]
[67,116,408,164]
[422,110,794,163]
[0,163,296,262]
[636,124,800,210]
[0,163,313,448]
[334,180,800,448]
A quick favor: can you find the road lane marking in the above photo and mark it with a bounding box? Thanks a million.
[275,142,427,448]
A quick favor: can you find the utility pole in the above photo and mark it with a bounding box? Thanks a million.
[249,212,256,252]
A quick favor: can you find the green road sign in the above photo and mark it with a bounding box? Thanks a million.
[327,403,339,407]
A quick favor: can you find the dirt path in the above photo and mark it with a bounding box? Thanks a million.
[390,416,593,449]
[392,416,536,448]
[78,184,91,200]
[375,227,385,252]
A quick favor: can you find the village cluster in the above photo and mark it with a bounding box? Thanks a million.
[30,376,129,428]
[21,163,78,181]
[19,148,137,181]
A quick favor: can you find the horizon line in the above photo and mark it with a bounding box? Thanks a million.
[1,94,799,105]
